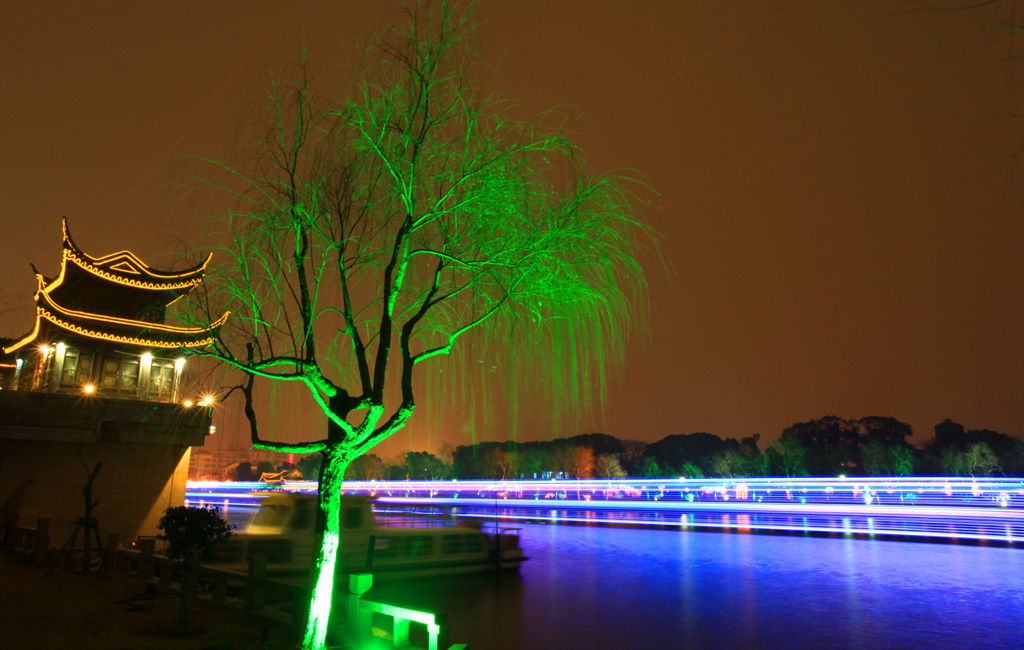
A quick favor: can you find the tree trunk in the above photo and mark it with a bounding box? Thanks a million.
[302,448,349,650]
[180,586,190,631]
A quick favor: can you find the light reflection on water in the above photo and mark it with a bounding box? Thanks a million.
[365,522,1024,650]
[216,504,1024,649]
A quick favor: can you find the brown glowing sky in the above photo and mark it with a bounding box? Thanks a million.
[3,1,1023,455]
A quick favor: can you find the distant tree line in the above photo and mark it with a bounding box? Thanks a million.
[762,416,1024,477]
[242,417,1024,481]
[342,417,1024,479]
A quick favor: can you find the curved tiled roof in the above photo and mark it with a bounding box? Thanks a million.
[60,217,213,291]
[1,219,229,354]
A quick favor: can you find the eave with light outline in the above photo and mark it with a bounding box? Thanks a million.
[56,216,213,291]
[2,219,229,354]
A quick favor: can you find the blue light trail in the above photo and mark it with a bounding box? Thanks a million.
[186,476,1024,544]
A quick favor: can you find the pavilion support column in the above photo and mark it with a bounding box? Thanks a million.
[138,353,152,398]
[50,343,67,393]
[171,358,185,403]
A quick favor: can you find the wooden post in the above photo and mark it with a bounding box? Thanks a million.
[158,559,173,586]
[290,588,308,625]
[114,547,130,573]
[347,573,373,640]
[494,532,504,571]
[182,566,199,595]
[212,574,227,601]
[80,462,102,574]
[432,613,451,650]
[245,556,267,611]
[363,534,376,571]
[32,518,50,567]
[99,534,118,575]
[394,617,411,647]
[3,513,20,547]
[137,538,156,579]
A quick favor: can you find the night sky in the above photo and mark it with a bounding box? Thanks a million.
[4,1,1023,455]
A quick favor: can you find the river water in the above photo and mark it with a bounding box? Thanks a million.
[361,522,1024,650]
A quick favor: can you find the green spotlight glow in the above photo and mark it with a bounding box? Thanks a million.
[183,4,655,648]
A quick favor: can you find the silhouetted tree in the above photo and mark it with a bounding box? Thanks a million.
[562,446,595,478]
[405,451,450,480]
[706,434,767,477]
[926,421,1024,475]
[295,453,322,479]
[565,433,625,457]
[483,447,510,479]
[737,434,769,475]
[941,442,1000,476]
[858,416,913,446]
[776,415,914,474]
[860,440,914,475]
[642,432,738,475]
[347,453,385,480]
[766,435,809,477]
[678,461,704,478]
[964,429,1024,473]
[707,449,744,477]
[231,462,257,482]
[618,439,648,475]
[520,444,553,479]
[384,461,408,480]
[778,417,861,474]
[437,442,456,466]
[637,456,662,477]
[156,506,234,631]
[595,453,627,478]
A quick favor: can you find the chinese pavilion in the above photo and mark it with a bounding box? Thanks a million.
[0,219,229,549]
[1,218,227,399]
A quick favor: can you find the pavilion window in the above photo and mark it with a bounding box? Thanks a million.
[60,349,94,388]
[101,357,140,393]
[147,358,175,399]
[60,349,78,387]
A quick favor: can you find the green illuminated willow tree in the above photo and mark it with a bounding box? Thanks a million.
[184,3,653,648]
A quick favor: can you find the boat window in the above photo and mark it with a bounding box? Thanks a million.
[466,535,484,553]
[374,537,398,559]
[251,504,290,528]
[401,535,434,557]
[442,535,465,554]
[292,501,313,530]
[343,507,362,529]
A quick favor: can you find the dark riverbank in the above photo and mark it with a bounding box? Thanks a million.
[0,550,295,650]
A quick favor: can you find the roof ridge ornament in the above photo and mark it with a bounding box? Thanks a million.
[109,260,141,275]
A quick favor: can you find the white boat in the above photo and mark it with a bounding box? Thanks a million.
[212,493,526,579]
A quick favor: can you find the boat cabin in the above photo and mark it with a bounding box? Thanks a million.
[215,493,525,579]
